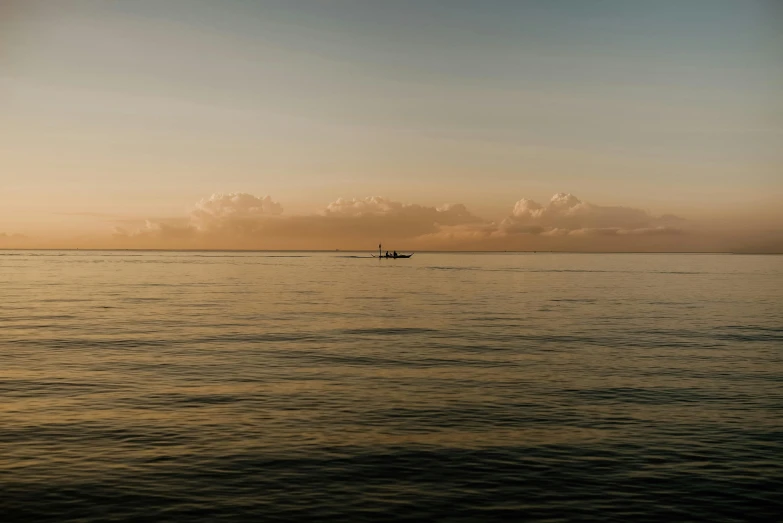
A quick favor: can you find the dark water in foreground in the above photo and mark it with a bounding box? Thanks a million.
[1,251,781,522]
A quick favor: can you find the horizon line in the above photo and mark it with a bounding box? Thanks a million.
[2,248,779,255]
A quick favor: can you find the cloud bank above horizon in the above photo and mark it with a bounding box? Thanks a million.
[2,191,777,253]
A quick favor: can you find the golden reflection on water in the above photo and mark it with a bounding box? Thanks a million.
[2,251,782,520]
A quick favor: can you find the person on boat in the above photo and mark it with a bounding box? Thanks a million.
[385,251,390,258]
[393,251,398,258]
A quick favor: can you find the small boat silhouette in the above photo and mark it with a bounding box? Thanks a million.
[374,244,413,258]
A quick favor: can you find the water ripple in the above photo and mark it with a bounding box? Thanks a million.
[1,251,781,522]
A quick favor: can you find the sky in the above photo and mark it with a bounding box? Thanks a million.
[1,0,781,251]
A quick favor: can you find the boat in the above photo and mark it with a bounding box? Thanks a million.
[374,244,413,259]
[372,253,414,259]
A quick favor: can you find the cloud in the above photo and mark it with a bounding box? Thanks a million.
[411,193,691,251]
[324,196,480,226]
[325,196,402,216]
[97,191,711,251]
[292,197,486,244]
[500,192,684,236]
[113,218,195,241]
[191,193,283,231]
[110,193,485,249]
[113,193,283,243]
[7,189,779,252]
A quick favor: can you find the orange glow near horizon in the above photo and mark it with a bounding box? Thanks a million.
[1,1,781,252]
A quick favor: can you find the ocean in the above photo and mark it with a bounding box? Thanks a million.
[1,251,781,521]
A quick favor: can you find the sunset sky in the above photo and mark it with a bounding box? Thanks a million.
[2,0,781,251]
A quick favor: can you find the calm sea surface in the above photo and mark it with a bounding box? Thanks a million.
[1,251,781,522]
